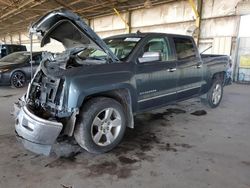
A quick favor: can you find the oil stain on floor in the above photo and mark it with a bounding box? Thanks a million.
[191,110,207,116]
[11,107,194,180]
[0,94,15,98]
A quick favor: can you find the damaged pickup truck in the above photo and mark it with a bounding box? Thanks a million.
[14,9,229,155]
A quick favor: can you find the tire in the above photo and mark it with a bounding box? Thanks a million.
[206,78,224,108]
[10,71,26,88]
[74,97,126,154]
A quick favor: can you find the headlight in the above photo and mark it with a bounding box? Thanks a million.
[0,69,9,73]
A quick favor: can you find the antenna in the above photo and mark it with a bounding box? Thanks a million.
[30,33,33,79]
[200,46,212,54]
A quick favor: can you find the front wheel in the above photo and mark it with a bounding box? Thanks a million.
[206,79,223,108]
[74,97,126,154]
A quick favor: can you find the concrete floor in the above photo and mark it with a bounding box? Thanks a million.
[0,84,250,188]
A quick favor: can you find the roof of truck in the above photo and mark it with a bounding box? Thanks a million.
[104,32,193,40]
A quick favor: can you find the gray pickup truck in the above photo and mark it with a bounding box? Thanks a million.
[14,9,229,155]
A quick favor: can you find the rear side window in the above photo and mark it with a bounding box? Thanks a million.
[33,54,42,64]
[5,45,26,54]
[173,37,197,60]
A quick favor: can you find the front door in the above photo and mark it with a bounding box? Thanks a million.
[135,36,178,111]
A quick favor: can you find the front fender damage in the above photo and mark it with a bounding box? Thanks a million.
[14,80,79,156]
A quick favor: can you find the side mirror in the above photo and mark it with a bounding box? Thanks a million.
[138,52,161,63]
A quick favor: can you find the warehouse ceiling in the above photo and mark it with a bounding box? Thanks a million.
[0,0,175,37]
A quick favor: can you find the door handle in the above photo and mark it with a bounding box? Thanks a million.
[167,68,177,72]
[196,64,202,69]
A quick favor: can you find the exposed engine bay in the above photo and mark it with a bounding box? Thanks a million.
[26,48,107,120]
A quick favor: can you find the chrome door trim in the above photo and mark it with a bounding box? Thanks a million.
[138,85,201,103]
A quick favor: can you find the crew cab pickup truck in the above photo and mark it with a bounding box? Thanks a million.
[14,9,229,155]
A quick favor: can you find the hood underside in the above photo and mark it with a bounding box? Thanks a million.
[41,19,99,49]
[30,9,118,62]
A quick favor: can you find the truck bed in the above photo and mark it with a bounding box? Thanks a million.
[201,54,230,64]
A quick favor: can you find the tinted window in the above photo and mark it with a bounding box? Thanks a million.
[3,45,26,55]
[173,37,196,60]
[33,54,42,64]
[0,48,7,58]
[142,37,174,62]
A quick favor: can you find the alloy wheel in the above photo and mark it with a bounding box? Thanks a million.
[91,108,122,146]
[12,72,25,88]
[212,83,222,105]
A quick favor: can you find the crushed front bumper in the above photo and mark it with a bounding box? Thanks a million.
[15,105,63,155]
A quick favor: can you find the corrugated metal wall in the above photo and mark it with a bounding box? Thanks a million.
[0,0,245,57]
[234,14,250,82]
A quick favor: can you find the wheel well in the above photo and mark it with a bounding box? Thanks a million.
[212,72,225,82]
[203,72,225,93]
[64,89,134,136]
[82,89,134,129]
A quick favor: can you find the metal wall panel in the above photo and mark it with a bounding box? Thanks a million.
[236,0,250,15]
[1,0,243,55]
[235,37,250,82]
[212,37,232,55]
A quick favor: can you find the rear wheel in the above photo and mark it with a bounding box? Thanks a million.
[206,79,223,108]
[10,71,26,88]
[74,97,126,154]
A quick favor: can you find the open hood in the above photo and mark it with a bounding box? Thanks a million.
[29,9,119,62]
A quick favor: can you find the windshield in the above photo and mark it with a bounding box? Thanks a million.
[0,52,29,64]
[104,37,141,60]
[76,48,108,62]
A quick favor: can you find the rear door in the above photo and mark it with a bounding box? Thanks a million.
[135,36,178,111]
[172,37,203,100]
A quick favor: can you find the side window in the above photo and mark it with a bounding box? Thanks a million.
[142,37,174,62]
[33,54,42,64]
[21,46,27,51]
[1,48,7,58]
[173,37,197,60]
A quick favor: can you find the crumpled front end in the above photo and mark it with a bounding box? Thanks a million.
[14,53,76,155]
[15,103,63,155]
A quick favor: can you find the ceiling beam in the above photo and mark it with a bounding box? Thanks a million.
[53,0,75,11]
[0,0,13,6]
[0,0,35,20]
[0,0,177,38]
[76,1,115,13]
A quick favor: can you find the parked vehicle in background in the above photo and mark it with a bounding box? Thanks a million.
[14,9,230,156]
[0,51,42,88]
[0,44,27,58]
